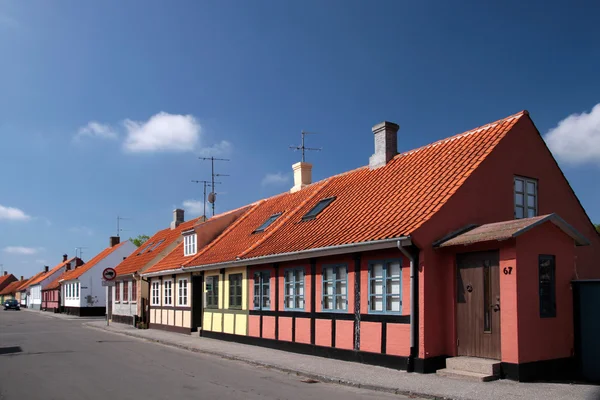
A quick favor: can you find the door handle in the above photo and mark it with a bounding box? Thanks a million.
[491,304,500,312]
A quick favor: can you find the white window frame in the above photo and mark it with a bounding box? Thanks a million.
[177,278,188,306]
[163,280,173,306]
[184,233,197,256]
[514,176,538,219]
[151,281,160,306]
[368,259,402,314]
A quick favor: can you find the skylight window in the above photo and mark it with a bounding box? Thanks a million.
[148,239,165,252]
[137,242,154,255]
[254,213,282,233]
[302,197,336,221]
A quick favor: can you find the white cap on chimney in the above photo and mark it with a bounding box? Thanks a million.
[290,162,312,193]
[369,121,399,169]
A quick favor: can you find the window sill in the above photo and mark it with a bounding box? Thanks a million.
[284,308,306,312]
[228,307,242,310]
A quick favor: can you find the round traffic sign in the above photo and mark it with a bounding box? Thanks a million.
[102,268,117,281]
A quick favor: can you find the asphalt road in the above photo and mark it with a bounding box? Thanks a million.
[0,310,417,400]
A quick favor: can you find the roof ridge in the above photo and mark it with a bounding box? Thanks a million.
[183,201,263,267]
[237,179,332,259]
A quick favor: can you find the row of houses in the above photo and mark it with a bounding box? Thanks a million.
[4,110,599,382]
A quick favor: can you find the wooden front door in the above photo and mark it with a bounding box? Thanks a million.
[191,275,203,331]
[456,251,501,359]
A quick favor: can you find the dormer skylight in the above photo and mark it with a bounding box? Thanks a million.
[137,241,154,255]
[148,239,165,252]
[302,197,336,221]
[254,212,283,233]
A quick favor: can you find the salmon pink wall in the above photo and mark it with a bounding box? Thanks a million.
[336,320,354,350]
[386,324,411,356]
[360,321,381,353]
[316,319,332,347]
[263,316,276,339]
[248,315,260,337]
[516,223,575,363]
[296,317,311,344]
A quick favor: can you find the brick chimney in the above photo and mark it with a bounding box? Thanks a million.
[290,162,312,193]
[171,209,185,230]
[63,254,68,262]
[3,271,6,276]
[110,236,120,247]
[44,266,49,273]
[20,276,24,281]
[369,121,399,169]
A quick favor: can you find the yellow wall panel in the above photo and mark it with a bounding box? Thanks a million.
[235,314,247,335]
[161,309,168,325]
[175,310,182,326]
[150,309,155,324]
[224,313,235,334]
[212,312,223,333]
[183,310,191,328]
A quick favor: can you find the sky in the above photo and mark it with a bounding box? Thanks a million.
[1,1,599,278]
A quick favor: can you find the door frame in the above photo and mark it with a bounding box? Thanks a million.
[454,249,502,359]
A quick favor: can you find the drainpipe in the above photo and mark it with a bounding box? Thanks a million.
[397,240,418,372]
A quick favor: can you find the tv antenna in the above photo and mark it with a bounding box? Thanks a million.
[116,216,130,237]
[191,180,221,218]
[75,247,87,260]
[199,157,230,216]
[290,130,322,162]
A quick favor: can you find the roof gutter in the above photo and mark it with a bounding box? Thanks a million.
[143,236,412,278]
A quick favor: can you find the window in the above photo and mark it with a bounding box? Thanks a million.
[322,265,347,311]
[115,282,121,302]
[253,271,271,310]
[132,280,137,302]
[148,239,165,252]
[228,274,243,309]
[254,213,282,233]
[539,255,556,318]
[123,280,129,303]
[369,260,402,313]
[164,280,173,305]
[137,241,154,255]
[75,283,79,299]
[178,278,188,306]
[205,275,219,309]
[284,268,305,310]
[151,281,160,306]
[184,233,197,256]
[302,197,336,221]
[515,177,537,219]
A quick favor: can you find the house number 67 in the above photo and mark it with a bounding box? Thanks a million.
[503,267,513,275]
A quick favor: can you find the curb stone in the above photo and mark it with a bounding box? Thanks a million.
[84,323,446,400]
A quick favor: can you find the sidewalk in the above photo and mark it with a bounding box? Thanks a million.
[22,307,105,321]
[83,320,599,400]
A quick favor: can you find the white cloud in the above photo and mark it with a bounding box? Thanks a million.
[3,246,43,255]
[197,140,233,157]
[69,226,94,236]
[544,103,600,166]
[123,112,200,153]
[0,204,31,221]
[182,200,205,216]
[261,172,290,187]
[75,121,118,141]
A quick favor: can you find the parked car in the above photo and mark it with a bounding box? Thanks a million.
[4,299,20,310]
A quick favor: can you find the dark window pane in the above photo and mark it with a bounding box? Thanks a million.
[539,255,556,318]
[302,197,336,220]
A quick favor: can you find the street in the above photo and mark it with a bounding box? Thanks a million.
[0,310,414,400]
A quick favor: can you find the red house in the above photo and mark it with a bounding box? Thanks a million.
[143,110,599,382]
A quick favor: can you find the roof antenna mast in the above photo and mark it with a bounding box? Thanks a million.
[116,215,130,237]
[191,180,221,219]
[289,130,322,162]
[199,157,230,217]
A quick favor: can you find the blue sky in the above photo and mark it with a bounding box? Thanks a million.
[1,1,599,278]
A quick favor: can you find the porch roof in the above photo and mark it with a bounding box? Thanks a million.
[436,214,589,248]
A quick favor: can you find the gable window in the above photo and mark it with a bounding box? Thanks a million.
[253,271,271,310]
[302,197,336,221]
[369,260,402,313]
[184,233,197,256]
[123,280,129,303]
[115,282,120,302]
[151,281,160,306]
[163,280,173,306]
[322,264,347,311]
[205,275,219,309]
[284,268,305,310]
[132,280,137,302]
[254,213,282,233]
[228,273,243,309]
[539,255,556,318]
[178,278,188,306]
[515,177,537,219]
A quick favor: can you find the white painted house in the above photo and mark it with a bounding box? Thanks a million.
[60,237,136,317]
[25,256,81,310]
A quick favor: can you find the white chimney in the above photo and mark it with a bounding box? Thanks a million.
[290,162,312,193]
[171,209,185,230]
[369,121,399,169]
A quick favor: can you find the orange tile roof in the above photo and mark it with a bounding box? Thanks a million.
[0,273,16,288]
[60,241,129,281]
[18,271,46,291]
[27,258,79,287]
[114,217,204,276]
[161,111,527,271]
[0,278,19,295]
[144,206,254,274]
[44,271,69,290]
